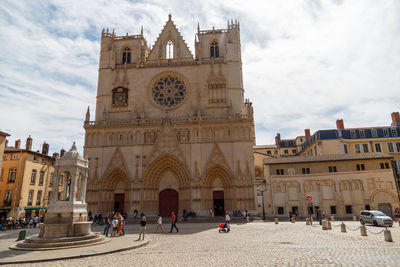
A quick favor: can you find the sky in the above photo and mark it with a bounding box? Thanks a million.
[0,0,399,154]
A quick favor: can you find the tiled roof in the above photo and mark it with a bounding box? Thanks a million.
[4,147,55,160]
[263,152,392,165]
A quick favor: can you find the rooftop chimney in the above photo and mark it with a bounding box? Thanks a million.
[336,119,344,130]
[60,149,66,158]
[5,139,8,147]
[15,139,21,149]
[391,112,400,127]
[275,133,281,145]
[26,135,32,150]
[305,129,310,137]
[42,142,49,155]
[52,152,59,158]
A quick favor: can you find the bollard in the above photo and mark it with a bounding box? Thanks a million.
[384,229,393,242]
[322,219,329,230]
[306,217,310,225]
[275,218,279,224]
[330,216,335,222]
[353,215,357,221]
[341,222,347,233]
[291,217,295,223]
[360,225,367,236]
[327,221,332,230]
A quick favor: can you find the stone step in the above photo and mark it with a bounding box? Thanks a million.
[16,235,106,249]
[25,233,100,243]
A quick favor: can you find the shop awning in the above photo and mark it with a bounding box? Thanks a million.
[24,207,47,211]
[0,208,11,212]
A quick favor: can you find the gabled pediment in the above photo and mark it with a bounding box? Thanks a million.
[102,147,131,181]
[147,118,186,167]
[147,14,194,61]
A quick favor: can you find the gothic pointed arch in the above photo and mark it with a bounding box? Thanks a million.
[202,165,233,188]
[204,144,230,175]
[143,154,190,189]
[101,169,131,190]
[102,147,131,184]
[147,118,187,167]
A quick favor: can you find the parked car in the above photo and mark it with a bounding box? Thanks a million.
[359,210,393,227]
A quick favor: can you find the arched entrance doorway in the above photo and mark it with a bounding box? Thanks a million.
[142,155,191,215]
[159,189,179,217]
[99,170,131,213]
[202,166,233,214]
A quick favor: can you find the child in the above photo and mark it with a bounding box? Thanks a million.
[112,215,118,237]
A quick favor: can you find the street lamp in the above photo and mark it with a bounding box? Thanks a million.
[256,180,267,220]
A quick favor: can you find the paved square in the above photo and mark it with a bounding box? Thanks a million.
[2,221,400,266]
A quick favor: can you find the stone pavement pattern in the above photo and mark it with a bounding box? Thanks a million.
[2,221,400,266]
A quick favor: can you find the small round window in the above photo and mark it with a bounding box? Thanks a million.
[151,75,187,109]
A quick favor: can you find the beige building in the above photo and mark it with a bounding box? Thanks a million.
[0,137,56,219]
[262,153,400,218]
[0,131,10,170]
[299,114,400,176]
[84,15,256,217]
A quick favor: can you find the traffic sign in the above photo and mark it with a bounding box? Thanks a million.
[306,196,312,201]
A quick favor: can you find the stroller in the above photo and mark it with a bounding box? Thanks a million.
[218,222,230,233]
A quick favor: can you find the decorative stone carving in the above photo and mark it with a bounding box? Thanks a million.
[147,119,186,167]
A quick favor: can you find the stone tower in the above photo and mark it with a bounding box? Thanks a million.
[84,15,256,216]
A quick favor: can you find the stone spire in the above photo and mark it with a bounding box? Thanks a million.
[85,106,90,121]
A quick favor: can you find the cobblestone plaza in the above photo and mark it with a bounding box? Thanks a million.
[1,221,400,266]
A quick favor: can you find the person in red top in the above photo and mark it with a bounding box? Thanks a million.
[170,211,179,233]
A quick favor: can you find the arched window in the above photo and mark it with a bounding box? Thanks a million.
[122,47,131,64]
[166,40,174,59]
[210,41,219,57]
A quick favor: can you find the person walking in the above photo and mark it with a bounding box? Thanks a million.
[155,214,164,233]
[138,216,147,240]
[316,208,322,225]
[170,212,179,233]
[103,212,111,237]
[225,211,231,230]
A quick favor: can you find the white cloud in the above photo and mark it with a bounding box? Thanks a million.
[0,0,399,153]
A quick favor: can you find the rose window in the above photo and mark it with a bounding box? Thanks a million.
[151,75,186,108]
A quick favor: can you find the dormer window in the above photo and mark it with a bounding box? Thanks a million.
[210,41,219,57]
[122,48,131,64]
[166,40,174,59]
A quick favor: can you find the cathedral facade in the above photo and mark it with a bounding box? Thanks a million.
[84,15,256,216]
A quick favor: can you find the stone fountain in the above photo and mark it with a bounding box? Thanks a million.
[11,142,107,250]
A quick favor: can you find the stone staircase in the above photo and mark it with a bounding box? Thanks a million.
[11,233,109,251]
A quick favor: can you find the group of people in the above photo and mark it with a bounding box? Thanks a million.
[0,215,44,231]
[102,211,126,237]
[100,211,180,241]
